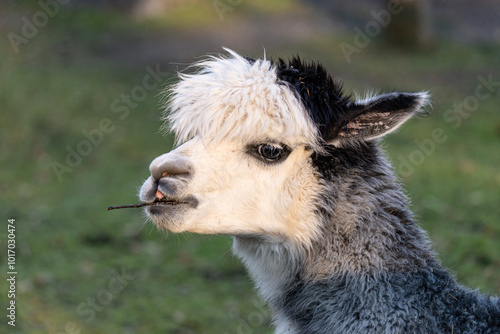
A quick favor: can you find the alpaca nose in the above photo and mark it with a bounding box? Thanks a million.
[149,153,193,182]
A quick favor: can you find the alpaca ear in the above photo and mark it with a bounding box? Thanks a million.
[335,92,430,141]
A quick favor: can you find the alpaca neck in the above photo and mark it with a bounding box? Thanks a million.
[304,144,436,277]
[232,172,437,311]
[232,236,303,304]
[302,192,435,279]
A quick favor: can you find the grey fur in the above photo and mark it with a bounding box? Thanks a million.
[234,141,500,333]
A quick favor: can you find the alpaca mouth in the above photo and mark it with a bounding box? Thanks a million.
[147,190,199,215]
[106,185,198,211]
[152,198,188,206]
[106,197,192,211]
[147,198,196,217]
[152,190,190,206]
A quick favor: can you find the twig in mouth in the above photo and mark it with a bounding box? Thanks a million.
[106,199,162,211]
[106,203,149,210]
[106,198,185,210]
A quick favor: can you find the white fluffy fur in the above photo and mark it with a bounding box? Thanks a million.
[165,49,321,151]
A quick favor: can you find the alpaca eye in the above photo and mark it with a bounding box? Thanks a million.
[258,144,283,161]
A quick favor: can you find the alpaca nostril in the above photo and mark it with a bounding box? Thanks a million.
[150,154,193,182]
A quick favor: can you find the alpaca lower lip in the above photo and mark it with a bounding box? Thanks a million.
[146,195,199,215]
[147,200,188,216]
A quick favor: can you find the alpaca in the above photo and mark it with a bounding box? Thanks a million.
[139,49,500,333]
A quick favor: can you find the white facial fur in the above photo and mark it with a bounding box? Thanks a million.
[140,49,325,246]
[141,136,323,246]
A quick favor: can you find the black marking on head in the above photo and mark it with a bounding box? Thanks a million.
[311,142,380,176]
[275,57,351,142]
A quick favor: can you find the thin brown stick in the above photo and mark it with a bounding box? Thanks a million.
[107,200,158,210]
[106,199,179,211]
[106,203,149,210]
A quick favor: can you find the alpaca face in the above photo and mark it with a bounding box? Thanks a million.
[140,49,429,246]
[140,136,323,244]
[140,51,325,243]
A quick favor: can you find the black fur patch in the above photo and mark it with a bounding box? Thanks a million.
[311,142,379,174]
[275,57,351,142]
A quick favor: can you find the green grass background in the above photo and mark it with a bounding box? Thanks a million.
[1,1,499,333]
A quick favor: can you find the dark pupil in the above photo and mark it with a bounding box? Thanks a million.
[260,144,282,160]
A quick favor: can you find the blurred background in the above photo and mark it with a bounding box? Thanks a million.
[1,0,499,333]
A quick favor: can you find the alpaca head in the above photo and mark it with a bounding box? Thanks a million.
[139,49,429,247]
